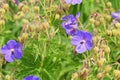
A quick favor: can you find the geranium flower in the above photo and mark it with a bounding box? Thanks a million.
[62,14,77,30]
[62,12,80,36]
[111,9,120,19]
[1,40,22,62]
[23,75,40,80]
[71,30,92,53]
[64,0,82,5]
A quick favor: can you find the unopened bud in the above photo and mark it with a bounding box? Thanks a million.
[22,19,29,24]
[96,72,104,80]
[97,58,106,67]
[92,36,97,45]
[99,17,104,23]
[94,21,100,26]
[6,75,12,80]
[22,5,29,13]
[93,46,99,53]
[22,33,28,40]
[89,18,95,24]
[104,65,112,73]
[42,22,49,29]
[18,3,24,10]
[115,23,120,28]
[55,14,60,20]
[106,30,112,36]
[0,9,5,14]
[0,20,5,26]
[106,2,112,8]
[105,15,111,21]
[3,4,9,10]
[71,72,78,80]
[104,46,110,54]
[112,29,118,36]
[113,70,120,78]
[34,6,39,13]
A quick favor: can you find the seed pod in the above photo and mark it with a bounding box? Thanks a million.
[22,19,29,25]
[92,36,97,44]
[105,15,111,21]
[22,5,29,13]
[42,21,49,29]
[104,65,112,73]
[0,8,5,14]
[89,18,95,24]
[106,2,112,8]
[96,72,104,80]
[34,6,39,13]
[97,58,106,67]
[0,20,5,26]
[3,4,9,10]
[93,46,99,53]
[104,46,110,54]
[6,75,12,80]
[106,30,112,36]
[94,21,100,27]
[115,23,120,28]
[55,14,60,20]
[112,29,118,36]
[71,72,78,80]
[113,70,120,78]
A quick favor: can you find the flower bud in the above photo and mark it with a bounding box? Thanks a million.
[112,29,118,36]
[106,2,112,8]
[104,65,112,73]
[94,21,100,26]
[105,15,111,21]
[14,15,20,21]
[0,8,5,14]
[34,6,39,13]
[104,46,110,54]
[92,36,97,45]
[18,36,23,43]
[71,72,78,80]
[6,75,12,80]
[3,4,9,10]
[55,14,60,20]
[97,58,106,67]
[17,11,24,18]
[42,21,49,29]
[22,19,29,25]
[36,25,43,32]
[115,23,120,28]
[113,70,120,78]
[93,46,99,53]
[89,18,95,24]
[18,3,24,11]
[22,33,28,40]
[0,20,5,26]
[22,5,29,13]
[96,72,104,80]
[99,17,104,23]
[106,30,112,36]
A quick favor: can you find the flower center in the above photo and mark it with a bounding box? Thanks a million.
[80,40,85,44]
[10,49,14,54]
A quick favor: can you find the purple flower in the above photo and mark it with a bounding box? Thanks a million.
[62,12,80,36]
[23,75,40,80]
[64,0,82,5]
[62,14,77,30]
[1,40,22,62]
[15,0,19,5]
[111,9,120,19]
[66,28,79,36]
[71,30,92,54]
